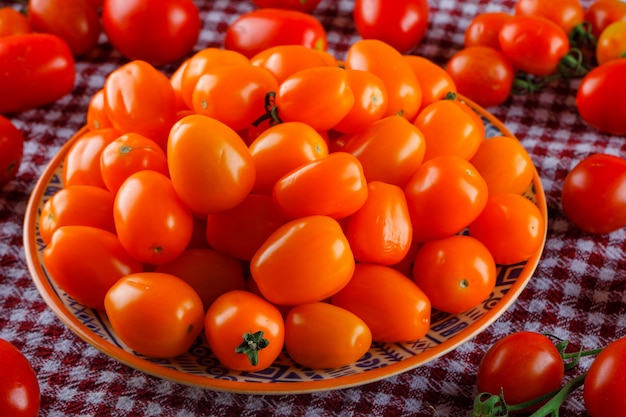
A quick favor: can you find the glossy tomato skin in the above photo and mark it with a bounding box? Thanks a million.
[561,153,626,234]
[62,128,120,189]
[464,12,513,50]
[403,55,457,112]
[251,0,322,13]
[43,225,143,310]
[251,215,355,306]
[0,7,32,37]
[204,290,285,371]
[0,115,23,188]
[596,21,626,65]
[224,8,327,59]
[584,336,626,417]
[0,33,75,114]
[102,0,200,66]
[584,0,626,38]
[576,59,626,135]
[514,0,584,35]
[353,0,429,53]
[285,302,372,369]
[250,44,336,84]
[86,89,114,131]
[477,332,564,410]
[0,339,40,417]
[105,272,205,358]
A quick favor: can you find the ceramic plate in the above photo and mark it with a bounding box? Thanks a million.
[24,97,547,394]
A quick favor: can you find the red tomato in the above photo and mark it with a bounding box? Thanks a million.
[167,114,256,216]
[476,332,565,410]
[285,302,372,369]
[353,0,429,53]
[105,272,205,358]
[331,263,431,343]
[250,44,336,84]
[576,59,626,135]
[464,12,513,50]
[0,339,40,417]
[251,0,322,13]
[445,46,515,108]
[86,89,114,131]
[0,7,31,37]
[403,55,457,113]
[102,0,200,66]
[514,0,585,35]
[596,21,626,65]
[62,128,120,189]
[584,336,626,417]
[272,152,368,219]
[103,60,178,150]
[561,153,626,234]
[250,215,355,305]
[404,155,488,243]
[28,0,100,56]
[584,0,626,39]
[0,115,23,188]
[204,290,285,371]
[498,15,570,77]
[43,225,143,310]
[412,234,496,314]
[39,185,116,245]
[0,33,75,114]
[224,8,327,59]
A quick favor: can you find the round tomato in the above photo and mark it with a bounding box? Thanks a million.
[464,12,513,50]
[584,336,626,417]
[584,0,626,39]
[43,225,143,310]
[86,89,114,131]
[331,263,431,343]
[561,153,626,234]
[251,0,322,13]
[596,21,626,65]
[514,0,584,35]
[250,215,355,305]
[403,55,457,112]
[62,128,120,189]
[250,44,336,84]
[0,339,40,417]
[167,114,256,216]
[404,155,488,243]
[476,332,565,410]
[353,0,429,53]
[105,272,205,358]
[224,8,327,59]
[0,7,31,37]
[0,33,75,114]
[0,115,23,188]
[412,234,496,314]
[204,290,285,371]
[285,302,372,369]
[445,46,515,108]
[102,0,200,66]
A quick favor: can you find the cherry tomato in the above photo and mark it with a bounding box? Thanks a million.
[469,135,535,196]
[86,89,114,131]
[248,121,328,195]
[498,15,570,77]
[584,0,626,39]
[224,8,327,59]
[250,44,336,84]
[205,193,288,261]
[0,115,23,188]
[561,153,626,234]
[28,0,100,56]
[476,332,565,410]
[39,185,116,245]
[273,152,368,219]
[0,7,31,37]
[403,55,457,113]
[99,132,169,194]
[345,39,422,121]
[62,128,120,189]
[0,339,40,417]
[105,272,205,358]
[103,60,178,150]
[285,302,372,369]
[412,234,496,314]
[464,12,513,50]
[405,155,488,243]
[170,58,190,112]
[596,21,626,65]
[514,0,584,35]
[43,225,143,310]
[445,46,515,108]
[167,114,256,216]
[576,58,626,136]
[353,0,429,53]
[331,263,431,343]
[343,115,426,188]
[251,0,322,13]
[0,33,75,114]
[584,336,626,417]
[102,0,200,66]
[204,290,285,371]
[251,215,355,305]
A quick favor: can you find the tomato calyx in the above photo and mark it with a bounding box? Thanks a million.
[569,22,597,50]
[252,92,282,127]
[234,330,270,366]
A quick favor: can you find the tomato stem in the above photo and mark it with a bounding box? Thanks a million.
[569,22,597,49]
[234,330,270,366]
[252,92,282,127]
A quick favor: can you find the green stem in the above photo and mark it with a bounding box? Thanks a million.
[234,330,270,366]
[525,373,587,417]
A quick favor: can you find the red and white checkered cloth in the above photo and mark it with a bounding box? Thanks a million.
[2,0,624,415]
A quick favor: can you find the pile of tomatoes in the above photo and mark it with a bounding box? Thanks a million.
[39,35,546,372]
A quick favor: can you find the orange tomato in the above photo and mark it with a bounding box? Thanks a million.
[250,44,336,84]
[403,55,457,113]
[86,89,113,131]
[62,128,120,189]
[596,21,626,65]
[170,58,190,111]
[464,12,514,50]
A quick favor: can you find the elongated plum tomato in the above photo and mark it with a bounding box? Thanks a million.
[0,7,31,37]
[584,336,626,417]
[584,0,626,38]
[167,114,256,216]
[403,55,457,112]
[514,0,584,35]
[251,0,322,13]
[0,115,23,188]
[62,128,120,189]
[105,272,205,358]
[250,215,355,306]
[464,12,514,50]
[250,44,336,84]
[0,339,40,417]
[596,21,626,65]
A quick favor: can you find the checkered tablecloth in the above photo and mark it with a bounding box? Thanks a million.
[1,0,624,415]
